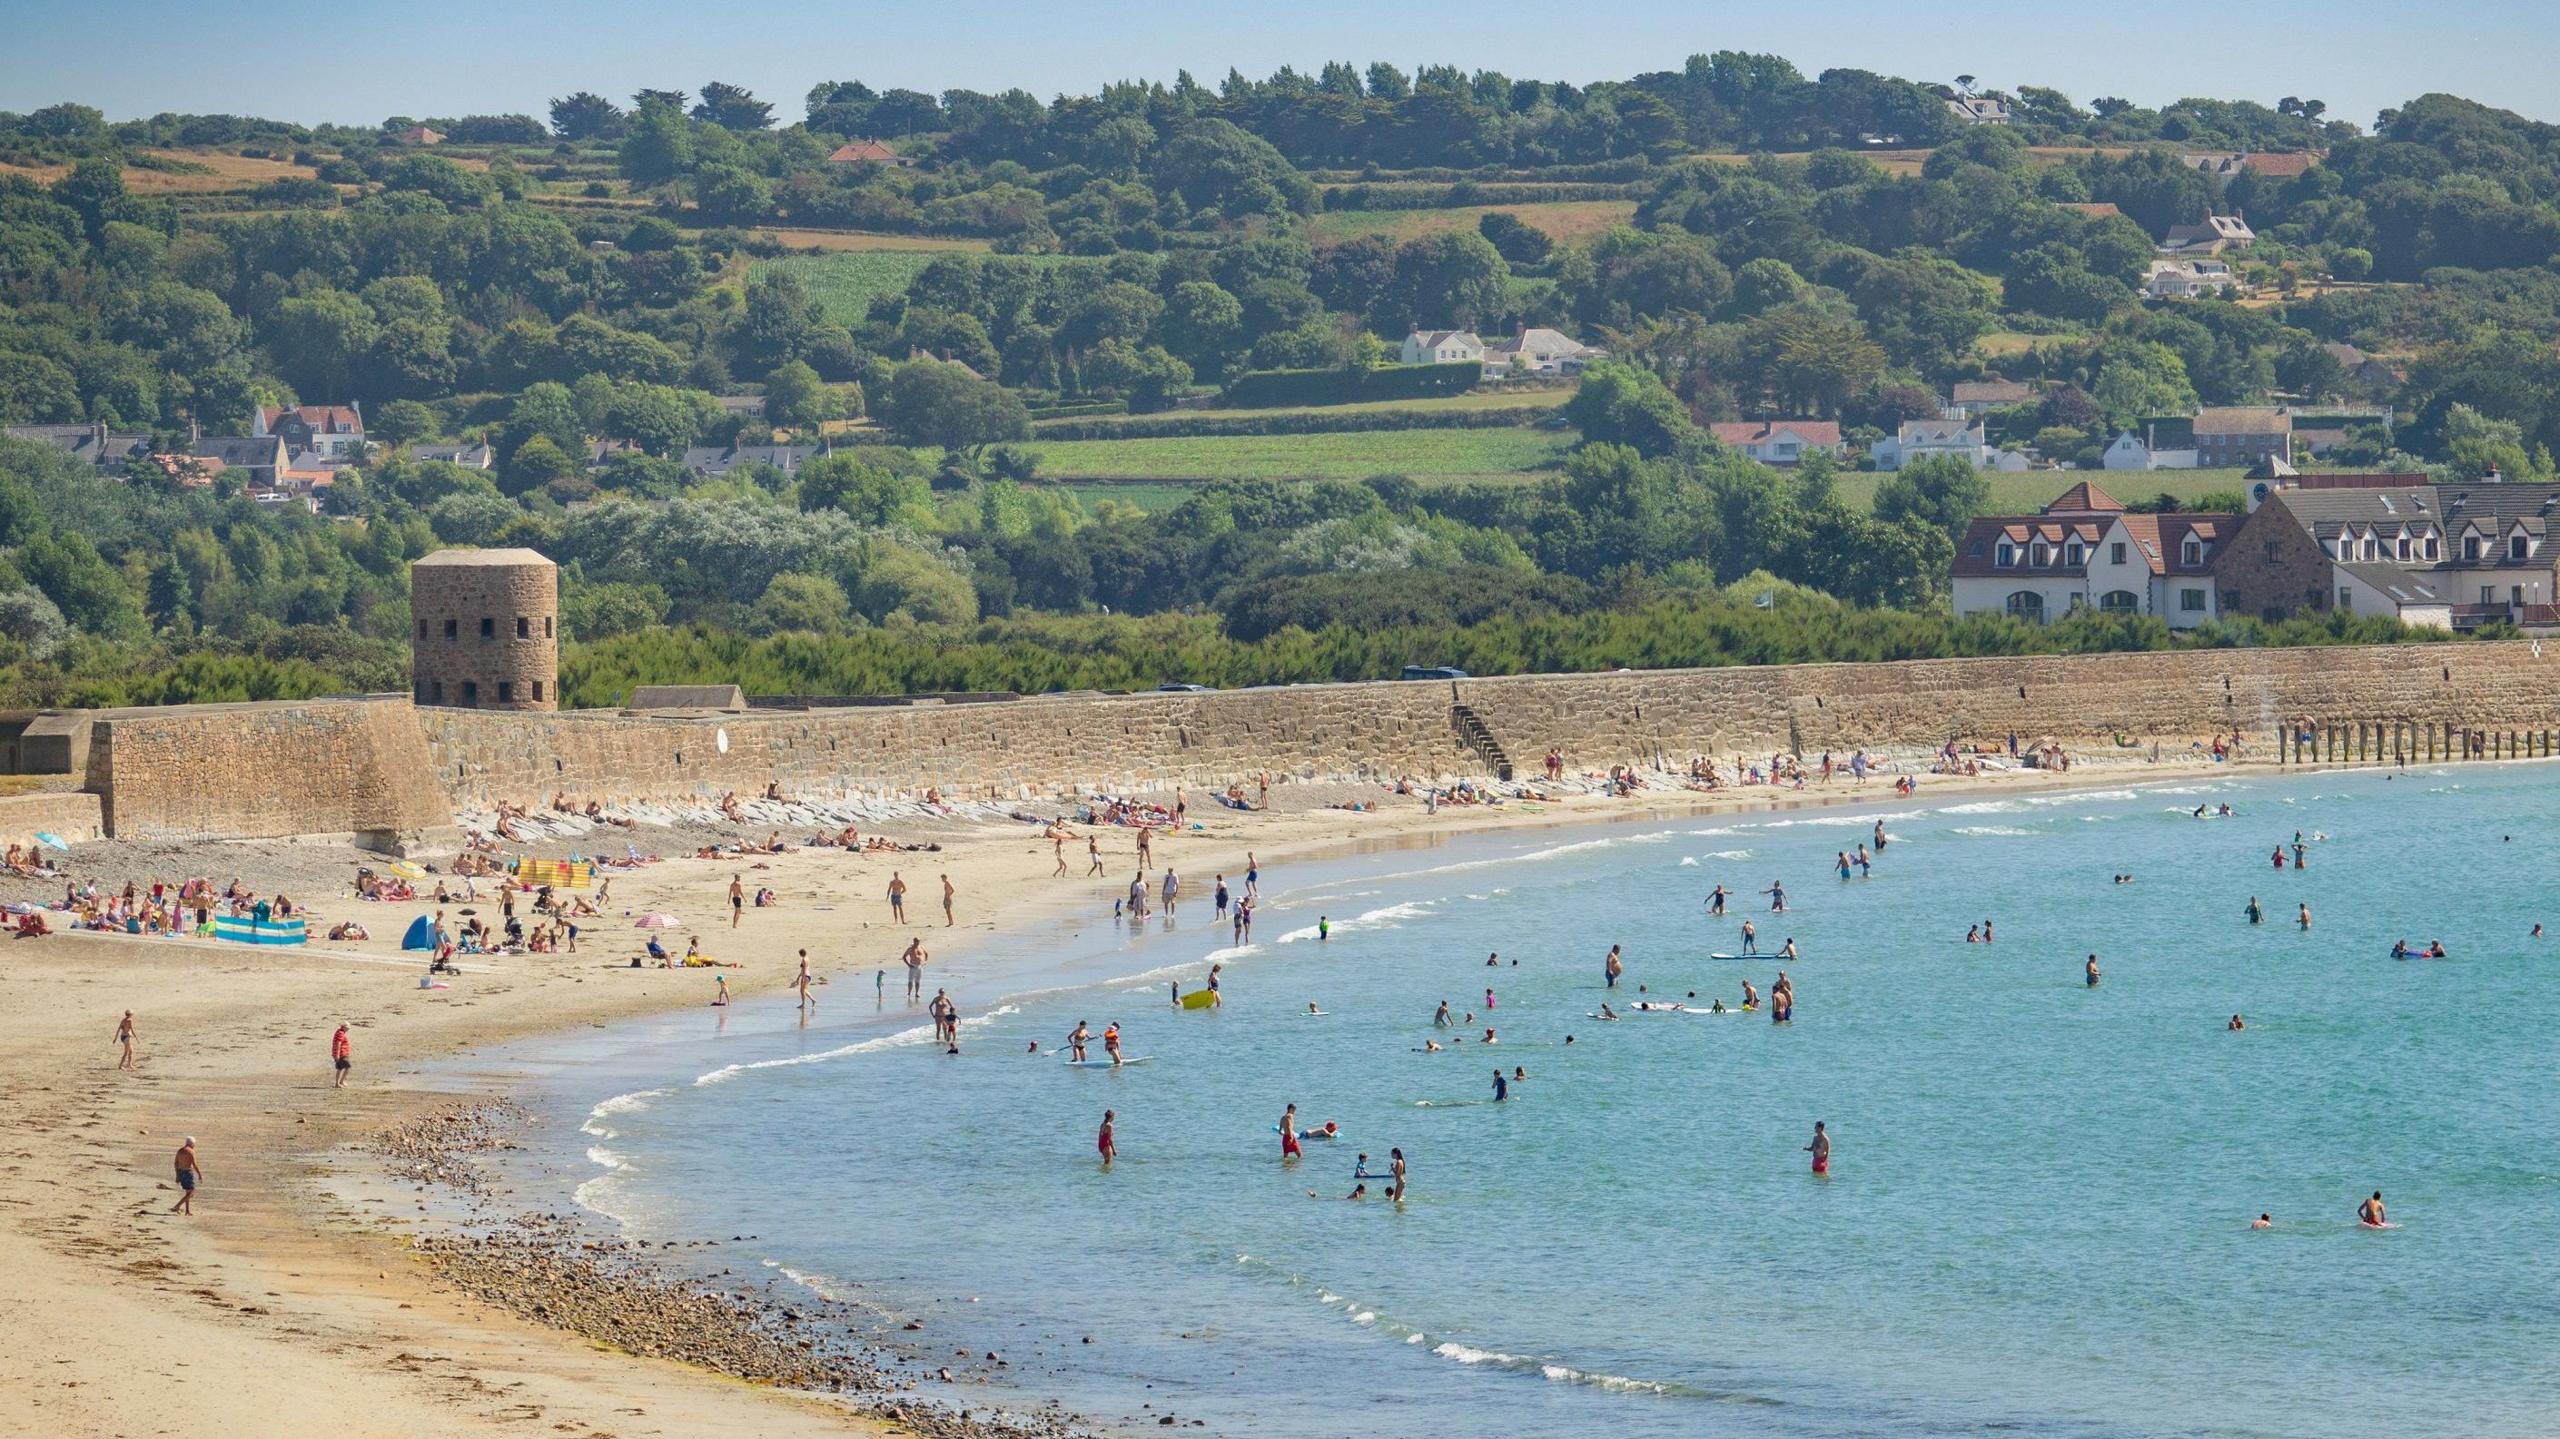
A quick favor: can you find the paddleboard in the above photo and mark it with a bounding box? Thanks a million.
[1063,1056,1152,1067]
[1273,1125,1342,1139]
[1706,952,1765,961]
[1176,988,1220,1010]
[1303,1008,1329,1016]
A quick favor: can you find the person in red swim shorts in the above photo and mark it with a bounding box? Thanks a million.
[1280,1103,1303,1160]
[1807,1120,1831,1176]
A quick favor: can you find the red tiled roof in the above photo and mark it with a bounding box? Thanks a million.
[2058,202,2121,218]
[1709,420,1842,447]
[827,140,902,163]
[2239,152,2319,178]
[2044,479,2126,515]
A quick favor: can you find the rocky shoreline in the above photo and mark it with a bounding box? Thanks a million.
[371,1102,1101,1439]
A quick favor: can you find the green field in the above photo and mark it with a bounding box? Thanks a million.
[759,251,1084,327]
[1035,386,1573,431]
[1052,481,1202,514]
[1830,468,2256,513]
[1017,427,1576,481]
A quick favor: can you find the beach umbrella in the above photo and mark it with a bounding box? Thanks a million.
[637,912,679,929]
[32,832,67,850]
[385,860,427,880]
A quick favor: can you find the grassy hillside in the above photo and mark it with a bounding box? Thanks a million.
[1033,386,1573,432]
[1829,468,2255,513]
[760,250,1081,327]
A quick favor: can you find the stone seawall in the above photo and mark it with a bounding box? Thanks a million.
[0,791,103,848]
[88,699,455,840]
[51,642,2560,838]
[421,642,2560,807]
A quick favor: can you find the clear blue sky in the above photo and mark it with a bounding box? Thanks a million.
[4,0,2553,131]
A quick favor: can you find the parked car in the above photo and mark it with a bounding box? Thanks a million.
[1156,681,1216,692]
[1399,665,1469,681]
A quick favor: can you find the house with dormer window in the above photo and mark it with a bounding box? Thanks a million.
[1950,478,2237,626]
[2212,474,2560,629]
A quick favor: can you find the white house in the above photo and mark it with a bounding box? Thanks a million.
[1708,419,1843,465]
[1873,418,2027,471]
[1950,479,2233,628]
[2158,215,2255,256]
[1946,96,2012,125]
[1401,329,1485,366]
[255,404,366,468]
[2102,429,2201,471]
[1483,327,1599,377]
[2146,258,2239,299]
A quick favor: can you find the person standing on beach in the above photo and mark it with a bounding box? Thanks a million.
[1605,944,1623,989]
[888,872,908,924]
[170,1137,201,1215]
[330,1023,351,1088]
[1086,837,1104,877]
[1807,1121,1830,1176]
[729,874,745,929]
[1053,829,1069,877]
[1280,1103,1302,1161]
[796,949,817,1011]
[114,1010,136,1071]
[1098,1110,1116,1169]
[1245,853,1260,898]
[1136,825,1153,869]
[1215,876,1230,918]
[1127,870,1148,919]
[941,874,956,927]
[902,937,926,1000]
[1161,867,1178,916]
[1237,895,1254,942]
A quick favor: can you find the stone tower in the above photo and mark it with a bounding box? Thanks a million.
[410,547,559,710]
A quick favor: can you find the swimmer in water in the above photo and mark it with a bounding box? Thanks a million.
[1308,1001,1321,1015]
[1806,1120,1830,1175]
[1481,1027,1498,1044]
[1595,1003,1618,1020]
[2245,896,2263,925]
[1423,1038,1444,1052]
[2358,1191,2386,1228]
[1872,819,1888,851]
[2085,953,2100,987]
[1741,979,1759,1011]
[1711,998,1727,1013]
[2228,1014,2245,1030]
[1982,918,1995,942]
[1764,880,1788,912]
[1433,1000,1453,1027]
[1779,937,1799,961]
[1067,1020,1090,1062]
[1707,884,1729,917]
[1319,916,1330,941]
[2298,903,2312,930]
[1492,1069,1508,1102]
[1966,924,1980,943]
[2251,1213,2271,1229]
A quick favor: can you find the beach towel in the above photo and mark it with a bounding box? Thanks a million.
[213,914,307,947]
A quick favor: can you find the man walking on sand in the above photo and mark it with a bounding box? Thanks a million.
[1137,825,1153,868]
[888,872,908,924]
[330,1023,351,1088]
[171,1137,201,1215]
[1086,837,1104,878]
[941,874,956,927]
[729,873,745,929]
[115,1010,136,1071]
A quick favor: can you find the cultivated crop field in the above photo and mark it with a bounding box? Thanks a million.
[1829,467,2256,513]
[1304,199,1637,246]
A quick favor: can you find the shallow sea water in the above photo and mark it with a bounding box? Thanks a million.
[533,764,2560,1437]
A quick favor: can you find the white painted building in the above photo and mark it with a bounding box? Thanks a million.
[1400,329,1485,366]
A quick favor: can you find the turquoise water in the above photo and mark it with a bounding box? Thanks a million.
[545,765,2560,1437]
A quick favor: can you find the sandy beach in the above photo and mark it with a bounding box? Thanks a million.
[0,749,2254,1439]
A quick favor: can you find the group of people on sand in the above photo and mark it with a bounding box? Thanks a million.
[14,875,297,939]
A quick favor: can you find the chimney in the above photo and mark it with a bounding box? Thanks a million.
[189,415,202,444]
[91,419,106,448]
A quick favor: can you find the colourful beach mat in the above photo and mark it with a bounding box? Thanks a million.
[516,856,595,889]
[213,915,307,946]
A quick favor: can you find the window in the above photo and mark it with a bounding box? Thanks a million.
[2512,534,2530,561]
[2031,543,2050,566]
[442,618,457,640]
[497,681,514,702]
[517,616,530,638]
[480,617,495,638]
[2066,542,2084,566]
[2397,537,2411,560]
[2111,542,2127,564]
[2513,586,2525,605]
[544,616,554,639]
[2180,588,2207,612]
[2182,539,2204,566]
[461,680,478,706]
[2339,586,2354,611]
[2482,586,2496,605]
[532,680,544,702]
[2100,590,2139,613]
[1995,542,2016,566]
[2465,535,2483,561]
[2362,539,2377,560]
[2426,536,2440,559]
[2004,591,2046,622]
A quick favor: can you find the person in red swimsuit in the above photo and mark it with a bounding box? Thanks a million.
[1097,1110,1116,1169]
[1807,1120,1830,1175]
[1280,1103,1302,1160]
